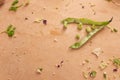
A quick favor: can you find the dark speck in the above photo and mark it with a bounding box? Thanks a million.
[25,17,28,20]
[113,68,118,72]
[43,7,46,10]
[60,60,64,64]
[93,12,96,15]
[56,60,64,68]
[82,6,84,9]
[43,20,47,25]
[57,65,60,68]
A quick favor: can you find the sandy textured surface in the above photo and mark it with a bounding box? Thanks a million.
[0,0,120,80]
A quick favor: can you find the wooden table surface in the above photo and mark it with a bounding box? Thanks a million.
[0,0,120,80]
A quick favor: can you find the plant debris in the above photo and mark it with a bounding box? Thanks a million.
[103,72,107,80]
[62,17,113,49]
[9,0,23,11]
[89,71,97,78]
[113,58,120,67]
[34,19,47,25]
[34,19,43,23]
[113,28,118,32]
[56,60,64,68]
[99,61,108,70]
[6,24,16,37]
[24,0,30,6]
[105,0,120,6]
[85,59,89,63]
[107,26,118,32]
[83,72,89,79]
[86,26,92,33]
[36,67,43,74]
[92,48,103,57]
[75,34,80,40]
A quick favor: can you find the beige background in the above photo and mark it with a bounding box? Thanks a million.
[0,0,120,80]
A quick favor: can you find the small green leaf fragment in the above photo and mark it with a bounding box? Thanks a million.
[9,6,18,11]
[113,58,120,67]
[89,71,97,78]
[9,4,22,11]
[9,0,22,12]
[12,0,19,6]
[6,24,16,37]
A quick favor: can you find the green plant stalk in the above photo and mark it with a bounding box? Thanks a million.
[77,18,111,26]
[9,4,23,11]
[62,18,113,28]
[70,18,113,49]
[70,26,104,49]
[12,0,19,6]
